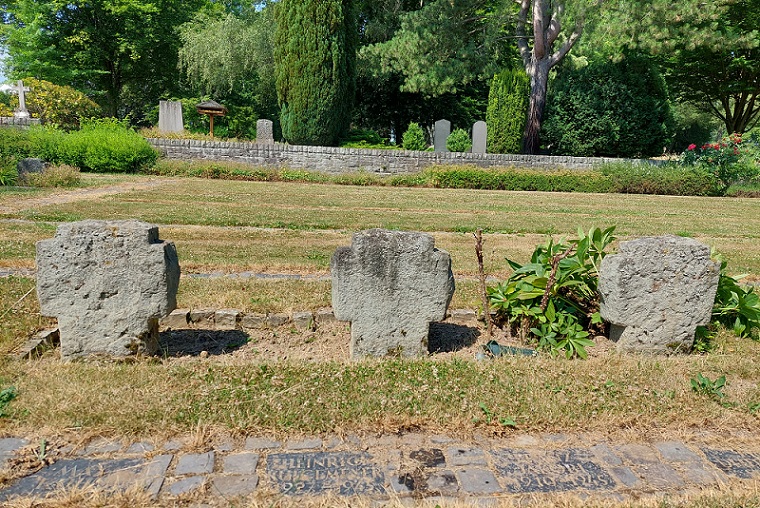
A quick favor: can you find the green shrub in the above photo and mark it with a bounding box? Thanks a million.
[543,56,672,158]
[53,118,158,173]
[418,166,612,193]
[402,122,427,151]
[486,68,529,154]
[680,133,760,192]
[599,162,722,196]
[0,161,18,186]
[20,164,81,188]
[710,257,760,339]
[446,129,472,152]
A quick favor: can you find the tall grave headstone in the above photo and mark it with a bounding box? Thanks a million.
[433,119,451,153]
[11,80,31,119]
[472,121,487,154]
[36,220,180,359]
[331,229,455,359]
[158,101,184,133]
[257,119,274,144]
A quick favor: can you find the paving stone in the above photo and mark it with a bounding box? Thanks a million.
[492,448,616,493]
[592,443,623,466]
[655,441,702,463]
[324,436,343,449]
[101,454,172,499]
[0,438,28,456]
[430,435,455,444]
[83,438,122,455]
[292,311,314,329]
[126,442,155,454]
[161,309,189,329]
[245,437,281,450]
[679,461,725,485]
[409,448,446,467]
[189,309,215,326]
[214,309,240,330]
[166,475,205,496]
[399,433,425,449]
[611,466,640,488]
[387,470,412,494]
[240,313,266,329]
[447,447,487,466]
[163,439,184,451]
[511,435,541,447]
[457,468,502,494]
[176,452,215,475]
[212,475,259,497]
[427,470,459,495]
[285,438,323,450]
[267,451,385,496]
[633,463,685,490]
[616,444,661,464]
[315,308,337,324]
[223,452,260,474]
[267,313,290,328]
[702,448,760,479]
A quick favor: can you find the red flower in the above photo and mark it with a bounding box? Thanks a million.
[687,144,697,151]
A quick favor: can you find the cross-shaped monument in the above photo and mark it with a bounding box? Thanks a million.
[11,80,31,118]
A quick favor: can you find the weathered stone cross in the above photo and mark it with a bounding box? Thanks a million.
[11,80,31,118]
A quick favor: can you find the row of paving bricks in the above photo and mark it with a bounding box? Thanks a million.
[2,432,760,504]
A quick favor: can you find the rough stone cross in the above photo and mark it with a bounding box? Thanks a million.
[12,80,31,117]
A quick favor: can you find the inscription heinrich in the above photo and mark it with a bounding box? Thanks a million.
[492,448,616,493]
[703,448,760,479]
[267,452,384,496]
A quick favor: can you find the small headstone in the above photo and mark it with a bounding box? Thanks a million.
[158,100,184,133]
[36,220,180,359]
[472,121,487,154]
[257,119,274,144]
[599,235,720,353]
[433,119,451,152]
[331,229,455,358]
[17,158,46,178]
[11,80,31,119]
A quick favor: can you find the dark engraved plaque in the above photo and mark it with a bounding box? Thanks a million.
[267,451,385,495]
[702,448,760,479]
[492,448,617,493]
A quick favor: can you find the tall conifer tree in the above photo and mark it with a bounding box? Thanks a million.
[274,0,357,145]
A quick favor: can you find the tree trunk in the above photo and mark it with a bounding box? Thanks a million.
[523,59,550,155]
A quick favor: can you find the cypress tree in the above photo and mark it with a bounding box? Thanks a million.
[274,0,357,146]
[486,68,529,154]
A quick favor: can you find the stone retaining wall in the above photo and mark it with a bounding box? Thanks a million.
[0,116,41,127]
[148,138,655,175]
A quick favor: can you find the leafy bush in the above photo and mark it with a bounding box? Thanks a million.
[710,258,760,339]
[0,161,18,186]
[488,227,616,359]
[680,133,760,191]
[53,118,159,173]
[20,165,81,188]
[486,68,529,154]
[599,162,722,196]
[446,129,472,152]
[543,56,672,157]
[402,122,427,151]
[669,101,719,153]
[419,166,612,193]
[10,78,101,130]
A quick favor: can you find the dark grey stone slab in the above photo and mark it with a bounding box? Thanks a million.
[267,451,384,496]
[409,448,446,468]
[457,468,502,494]
[492,448,616,493]
[0,458,154,500]
[166,475,205,496]
[702,448,760,479]
[631,462,685,490]
[212,474,259,497]
[448,446,487,466]
[0,438,28,457]
[223,452,259,474]
[176,452,215,475]
[655,441,701,463]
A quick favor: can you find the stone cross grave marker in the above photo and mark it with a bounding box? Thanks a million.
[158,100,184,133]
[257,119,274,144]
[331,229,455,359]
[472,121,487,154]
[11,80,31,118]
[434,119,451,152]
[36,220,180,359]
[598,235,720,353]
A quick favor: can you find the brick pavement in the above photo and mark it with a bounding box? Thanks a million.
[1,432,760,504]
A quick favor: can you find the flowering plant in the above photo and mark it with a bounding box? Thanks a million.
[680,133,757,189]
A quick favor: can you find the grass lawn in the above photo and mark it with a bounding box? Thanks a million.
[0,174,759,445]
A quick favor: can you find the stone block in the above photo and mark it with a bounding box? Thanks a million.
[240,312,266,329]
[599,235,719,353]
[160,309,189,329]
[175,452,215,475]
[190,309,215,327]
[214,309,240,330]
[315,307,337,324]
[292,311,314,329]
[158,101,183,133]
[14,328,59,359]
[266,313,290,328]
[17,158,46,178]
[36,220,180,359]
[331,229,454,358]
[448,309,477,325]
[222,452,260,474]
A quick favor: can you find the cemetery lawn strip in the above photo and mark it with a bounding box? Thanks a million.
[0,331,759,438]
[8,178,760,239]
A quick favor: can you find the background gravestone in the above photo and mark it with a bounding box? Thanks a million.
[331,229,455,359]
[158,100,184,133]
[433,119,451,152]
[472,121,487,154]
[36,220,180,359]
[599,235,720,353]
[257,119,274,144]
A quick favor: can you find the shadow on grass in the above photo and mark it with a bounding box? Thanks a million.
[428,323,480,353]
[157,329,250,357]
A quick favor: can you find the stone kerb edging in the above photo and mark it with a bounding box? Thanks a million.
[0,116,41,127]
[148,138,659,175]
